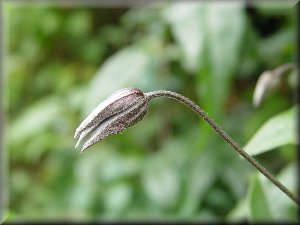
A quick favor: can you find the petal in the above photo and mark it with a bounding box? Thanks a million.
[75,123,98,149]
[81,100,148,152]
[74,88,145,138]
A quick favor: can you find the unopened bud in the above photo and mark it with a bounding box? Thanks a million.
[74,88,148,152]
[253,63,295,108]
[253,71,280,107]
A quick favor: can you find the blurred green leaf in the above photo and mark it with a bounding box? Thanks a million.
[288,69,298,89]
[197,2,245,116]
[226,199,248,222]
[180,148,219,216]
[9,97,61,144]
[244,105,298,156]
[164,2,245,116]
[64,11,91,38]
[258,28,295,66]
[103,183,132,215]
[228,162,297,222]
[163,2,206,71]
[83,46,155,114]
[142,155,180,210]
[247,174,273,221]
[267,162,297,221]
[256,2,296,14]
[2,209,17,223]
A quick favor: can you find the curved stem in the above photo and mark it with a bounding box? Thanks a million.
[273,63,296,79]
[145,90,299,206]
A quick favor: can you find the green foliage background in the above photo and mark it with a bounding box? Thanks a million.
[4,1,298,222]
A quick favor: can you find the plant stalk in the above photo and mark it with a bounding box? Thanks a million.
[146,90,299,206]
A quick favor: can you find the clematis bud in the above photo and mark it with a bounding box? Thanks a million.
[253,70,280,107]
[253,63,295,107]
[74,88,149,152]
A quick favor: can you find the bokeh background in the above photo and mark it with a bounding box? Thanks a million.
[3,1,298,222]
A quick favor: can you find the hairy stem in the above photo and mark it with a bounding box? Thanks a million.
[146,90,299,205]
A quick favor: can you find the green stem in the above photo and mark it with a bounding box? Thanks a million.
[146,90,299,206]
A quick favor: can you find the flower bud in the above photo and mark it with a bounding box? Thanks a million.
[253,71,280,107]
[74,88,148,152]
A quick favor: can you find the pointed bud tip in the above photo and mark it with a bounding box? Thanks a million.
[80,145,89,153]
[75,141,80,149]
